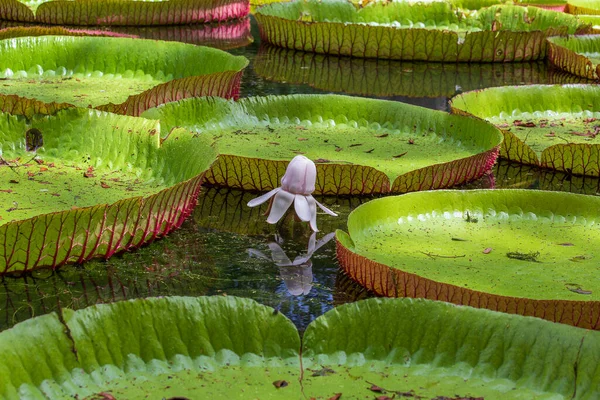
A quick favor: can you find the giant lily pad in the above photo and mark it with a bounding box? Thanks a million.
[255,1,586,61]
[0,35,248,116]
[255,45,550,98]
[451,84,600,175]
[451,0,567,11]
[0,96,216,275]
[0,296,599,398]
[336,189,600,329]
[142,94,502,195]
[0,0,249,25]
[566,0,600,13]
[547,35,600,80]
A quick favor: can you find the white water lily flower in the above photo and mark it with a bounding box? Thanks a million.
[247,155,337,231]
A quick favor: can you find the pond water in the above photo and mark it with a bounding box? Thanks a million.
[1,16,600,334]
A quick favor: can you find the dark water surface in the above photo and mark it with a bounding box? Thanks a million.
[1,17,599,333]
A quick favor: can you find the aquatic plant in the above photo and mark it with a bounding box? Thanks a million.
[337,189,600,329]
[142,95,502,195]
[0,35,248,115]
[0,96,216,275]
[547,35,600,80]
[255,1,586,61]
[247,155,337,231]
[0,296,598,398]
[451,84,600,176]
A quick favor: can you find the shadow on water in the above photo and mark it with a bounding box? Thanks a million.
[1,16,599,333]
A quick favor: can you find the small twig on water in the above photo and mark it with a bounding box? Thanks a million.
[420,251,466,259]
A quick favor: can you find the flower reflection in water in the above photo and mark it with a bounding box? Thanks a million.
[248,232,335,296]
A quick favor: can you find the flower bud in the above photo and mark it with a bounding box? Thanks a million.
[280,155,316,195]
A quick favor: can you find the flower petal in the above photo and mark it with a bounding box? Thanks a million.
[314,232,336,252]
[268,242,292,266]
[294,194,311,222]
[306,196,319,232]
[247,187,281,208]
[266,189,295,224]
[306,231,317,255]
[314,198,338,216]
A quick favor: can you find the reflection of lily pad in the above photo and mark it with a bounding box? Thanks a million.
[1,296,599,398]
[547,35,600,80]
[0,97,216,275]
[451,84,600,176]
[0,35,248,115]
[255,45,550,98]
[336,189,600,329]
[0,18,254,49]
[143,95,502,195]
[0,0,249,25]
[495,159,600,194]
[0,231,216,331]
[256,1,585,61]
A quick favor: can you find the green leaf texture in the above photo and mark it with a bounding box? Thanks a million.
[547,35,600,81]
[142,95,502,195]
[255,1,585,61]
[567,0,600,14]
[0,296,598,399]
[0,35,248,115]
[0,296,300,399]
[336,189,600,329]
[0,0,249,25]
[451,84,600,175]
[0,100,217,274]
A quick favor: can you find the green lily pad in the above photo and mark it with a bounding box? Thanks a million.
[255,1,586,61]
[0,0,249,25]
[0,96,217,275]
[0,296,599,398]
[451,0,567,11]
[566,0,600,13]
[451,84,600,176]
[142,94,502,195]
[255,45,551,98]
[0,35,248,115]
[577,14,600,31]
[547,35,600,80]
[336,189,600,329]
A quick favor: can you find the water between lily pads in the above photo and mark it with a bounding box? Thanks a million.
[2,17,600,333]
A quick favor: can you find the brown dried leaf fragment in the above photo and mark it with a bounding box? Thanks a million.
[273,380,288,389]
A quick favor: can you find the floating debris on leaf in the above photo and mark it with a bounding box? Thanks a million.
[273,380,288,389]
[464,211,478,223]
[310,367,335,377]
[569,255,591,262]
[506,251,540,262]
[565,283,592,295]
